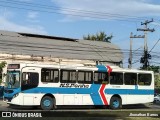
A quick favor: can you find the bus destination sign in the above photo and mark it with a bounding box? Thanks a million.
[7,64,20,69]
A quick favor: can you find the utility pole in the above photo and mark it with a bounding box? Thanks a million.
[128,32,133,69]
[137,19,155,69]
[128,32,144,68]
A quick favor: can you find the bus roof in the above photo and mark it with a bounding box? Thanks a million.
[7,63,153,74]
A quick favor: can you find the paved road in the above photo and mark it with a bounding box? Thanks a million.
[0,100,159,118]
[0,99,160,110]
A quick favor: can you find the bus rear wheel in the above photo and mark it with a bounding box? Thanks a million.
[110,97,122,109]
[41,96,54,110]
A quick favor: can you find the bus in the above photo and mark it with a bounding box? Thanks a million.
[3,63,154,110]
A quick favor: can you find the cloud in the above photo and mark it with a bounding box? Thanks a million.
[0,17,47,34]
[27,11,39,19]
[27,11,40,23]
[52,0,160,20]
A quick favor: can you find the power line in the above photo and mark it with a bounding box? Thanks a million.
[149,38,160,53]
[0,0,148,22]
[2,0,150,21]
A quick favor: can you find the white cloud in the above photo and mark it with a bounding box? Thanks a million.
[27,11,40,23]
[27,11,39,19]
[52,0,160,20]
[0,17,47,35]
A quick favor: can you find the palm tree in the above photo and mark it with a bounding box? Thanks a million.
[83,31,113,42]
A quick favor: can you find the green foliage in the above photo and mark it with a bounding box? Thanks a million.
[0,61,6,71]
[0,61,7,84]
[140,65,160,72]
[83,31,113,42]
[148,65,160,73]
[155,74,160,88]
[147,65,160,88]
[140,65,160,88]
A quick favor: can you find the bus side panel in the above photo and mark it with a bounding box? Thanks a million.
[11,93,44,106]
[126,95,154,104]
[55,94,94,105]
[105,85,127,105]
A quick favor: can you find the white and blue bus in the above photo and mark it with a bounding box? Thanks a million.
[3,63,154,110]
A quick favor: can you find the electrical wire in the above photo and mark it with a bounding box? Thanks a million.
[0,0,149,22]
[2,0,150,20]
[149,38,160,53]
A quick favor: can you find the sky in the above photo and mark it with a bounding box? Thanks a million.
[0,0,160,68]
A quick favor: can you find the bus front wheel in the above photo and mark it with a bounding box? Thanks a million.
[110,97,122,109]
[41,96,54,110]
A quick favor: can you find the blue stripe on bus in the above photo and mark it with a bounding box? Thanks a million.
[90,84,103,105]
[96,65,107,72]
[105,89,154,95]
[24,87,154,95]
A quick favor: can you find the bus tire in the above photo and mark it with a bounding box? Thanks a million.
[110,97,122,109]
[41,96,54,110]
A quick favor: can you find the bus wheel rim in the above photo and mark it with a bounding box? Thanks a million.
[43,99,51,107]
[113,100,119,108]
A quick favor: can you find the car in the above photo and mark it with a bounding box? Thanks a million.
[154,94,160,103]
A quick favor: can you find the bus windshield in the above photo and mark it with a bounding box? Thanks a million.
[6,71,20,88]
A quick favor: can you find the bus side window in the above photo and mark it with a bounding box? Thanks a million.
[94,72,108,84]
[77,71,93,84]
[124,73,137,85]
[84,71,93,84]
[41,69,59,83]
[53,70,59,83]
[60,70,76,83]
[77,71,85,83]
[22,72,29,85]
[110,72,123,85]
[22,72,39,86]
[138,74,151,86]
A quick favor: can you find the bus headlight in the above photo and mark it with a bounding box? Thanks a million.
[13,93,19,98]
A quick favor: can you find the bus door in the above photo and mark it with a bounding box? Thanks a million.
[123,73,138,104]
[21,67,40,105]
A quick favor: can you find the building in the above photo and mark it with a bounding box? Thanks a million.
[0,30,123,85]
[0,30,123,66]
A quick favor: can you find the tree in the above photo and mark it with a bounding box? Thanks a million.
[0,61,7,84]
[83,31,113,42]
[148,65,160,73]
[147,65,160,88]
